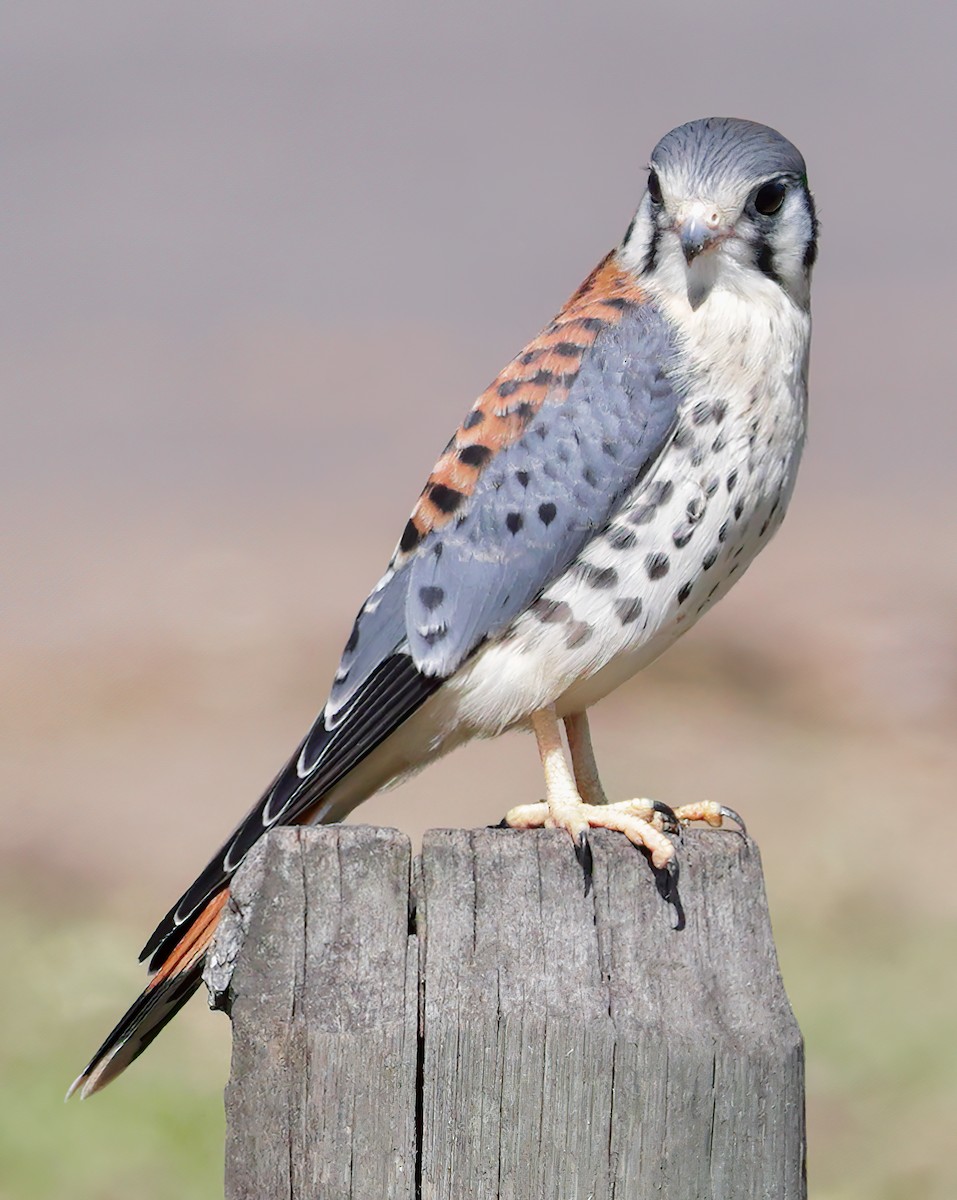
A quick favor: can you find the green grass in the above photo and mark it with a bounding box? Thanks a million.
[0,899,228,1200]
[1,887,954,1198]
[777,900,957,1200]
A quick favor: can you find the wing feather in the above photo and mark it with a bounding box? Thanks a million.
[141,254,680,969]
[74,249,689,1097]
[140,653,438,969]
[406,304,680,675]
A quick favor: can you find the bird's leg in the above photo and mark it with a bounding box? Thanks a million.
[563,711,609,806]
[566,711,744,835]
[504,706,676,872]
[564,710,681,833]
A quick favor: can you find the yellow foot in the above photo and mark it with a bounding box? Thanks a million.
[514,707,745,899]
[503,797,746,870]
[669,800,747,833]
[504,798,677,871]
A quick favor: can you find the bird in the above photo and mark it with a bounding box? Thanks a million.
[69,116,817,1099]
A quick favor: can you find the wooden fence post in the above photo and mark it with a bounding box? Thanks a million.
[206,824,805,1200]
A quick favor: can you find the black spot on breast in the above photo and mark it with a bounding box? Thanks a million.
[718,520,729,543]
[691,401,713,425]
[506,512,524,535]
[419,586,444,611]
[498,379,520,398]
[615,597,643,624]
[677,581,693,604]
[399,519,421,553]
[463,409,484,429]
[421,627,448,646]
[531,598,571,623]
[566,620,593,648]
[687,497,705,523]
[582,466,598,487]
[647,480,674,505]
[712,401,728,424]
[702,550,718,570]
[516,470,530,488]
[673,424,693,449]
[578,563,618,589]
[726,469,738,492]
[429,484,464,514]
[734,499,745,520]
[712,433,726,453]
[673,527,694,548]
[645,552,670,580]
[630,504,655,526]
[513,401,536,424]
[344,622,360,653]
[538,502,557,527]
[602,439,620,459]
[607,526,636,551]
[553,342,581,357]
[458,444,492,468]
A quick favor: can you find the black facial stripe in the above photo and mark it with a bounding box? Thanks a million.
[802,187,819,269]
[755,239,782,285]
[641,220,662,275]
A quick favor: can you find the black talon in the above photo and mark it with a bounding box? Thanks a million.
[653,856,686,930]
[575,830,594,896]
[652,800,680,834]
[488,818,510,829]
[718,805,747,835]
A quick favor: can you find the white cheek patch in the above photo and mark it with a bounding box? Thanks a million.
[770,192,813,278]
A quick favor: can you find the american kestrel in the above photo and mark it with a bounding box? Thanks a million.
[70,117,816,1098]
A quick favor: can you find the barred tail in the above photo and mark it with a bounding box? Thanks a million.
[66,890,229,1100]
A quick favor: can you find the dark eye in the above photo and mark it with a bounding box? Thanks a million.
[754,180,786,215]
[647,170,663,205]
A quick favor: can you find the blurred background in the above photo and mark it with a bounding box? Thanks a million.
[3,2,955,1197]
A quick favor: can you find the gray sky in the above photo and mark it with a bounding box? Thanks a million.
[3,1,954,520]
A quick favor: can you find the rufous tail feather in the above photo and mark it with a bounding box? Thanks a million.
[66,889,229,1100]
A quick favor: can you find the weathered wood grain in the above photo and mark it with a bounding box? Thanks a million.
[210,824,805,1200]
[209,826,418,1200]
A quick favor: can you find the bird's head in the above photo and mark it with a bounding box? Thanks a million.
[622,118,817,312]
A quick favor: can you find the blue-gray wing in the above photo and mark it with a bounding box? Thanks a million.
[140,284,680,969]
[331,300,680,694]
[405,304,680,674]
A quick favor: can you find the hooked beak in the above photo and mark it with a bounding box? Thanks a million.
[675,206,731,264]
[679,218,715,263]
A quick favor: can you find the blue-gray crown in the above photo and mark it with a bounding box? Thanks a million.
[651,118,807,189]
